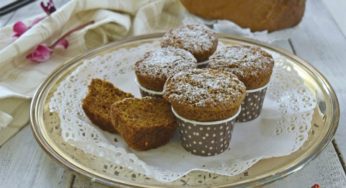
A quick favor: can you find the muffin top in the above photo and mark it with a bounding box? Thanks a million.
[135,47,197,91]
[164,68,246,107]
[164,69,246,121]
[209,45,274,89]
[161,24,218,62]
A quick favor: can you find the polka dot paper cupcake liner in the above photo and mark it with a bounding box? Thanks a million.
[196,60,209,68]
[138,88,163,98]
[135,78,163,98]
[236,85,267,122]
[172,107,241,156]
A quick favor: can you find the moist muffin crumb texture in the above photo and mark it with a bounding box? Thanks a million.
[110,97,177,150]
[82,78,134,133]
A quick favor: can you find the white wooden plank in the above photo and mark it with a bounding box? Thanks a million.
[271,40,292,52]
[266,144,346,188]
[0,98,30,146]
[0,0,16,8]
[322,0,346,37]
[0,12,15,27]
[0,126,74,188]
[72,175,109,188]
[289,0,346,160]
[6,3,43,23]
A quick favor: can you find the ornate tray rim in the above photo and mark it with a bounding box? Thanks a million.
[30,33,340,187]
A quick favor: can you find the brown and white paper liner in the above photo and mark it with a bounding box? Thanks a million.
[172,107,241,156]
[138,87,163,98]
[236,86,267,122]
[197,60,209,68]
[135,78,163,98]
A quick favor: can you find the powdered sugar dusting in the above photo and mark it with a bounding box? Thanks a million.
[164,69,246,107]
[161,25,217,56]
[135,47,197,79]
[209,45,274,77]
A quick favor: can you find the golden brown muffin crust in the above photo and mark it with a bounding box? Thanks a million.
[110,97,177,150]
[135,47,197,92]
[82,79,133,133]
[180,0,305,32]
[209,45,274,89]
[161,24,218,62]
[164,69,246,121]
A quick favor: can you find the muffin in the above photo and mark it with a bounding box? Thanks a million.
[110,97,177,151]
[164,69,246,121]
[135,47,197,95]
[209,45,274,122]
[82,79,133,133]
[164,69,246,156]
[209,45,274,89]
[161,24,218,62]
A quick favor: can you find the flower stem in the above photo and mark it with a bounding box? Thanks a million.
[50,20,95,48]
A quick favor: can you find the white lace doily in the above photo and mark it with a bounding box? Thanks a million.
[49,42,316,182]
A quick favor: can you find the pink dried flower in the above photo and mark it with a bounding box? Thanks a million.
[12,0,56,38]
[12,17,45,38]
[26,44,53,63]
[13,21,28,37]
[26,21,94,63]
[40,0,56,15]
[311,184,320,188]
[55,39,69,49]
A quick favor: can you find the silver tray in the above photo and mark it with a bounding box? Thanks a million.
[30,33,339,187]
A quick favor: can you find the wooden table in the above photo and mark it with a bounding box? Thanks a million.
[1,0,346,187]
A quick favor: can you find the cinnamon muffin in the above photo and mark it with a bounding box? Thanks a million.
[164,69,246,121]
[135,47,197,92]
[82,79,133,133]
[209,45,274,90]
[110,97,177,150]
[161,24,218,62]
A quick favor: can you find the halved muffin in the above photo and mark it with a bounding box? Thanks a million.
[82,79,133,133]
[110,97,177,150]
